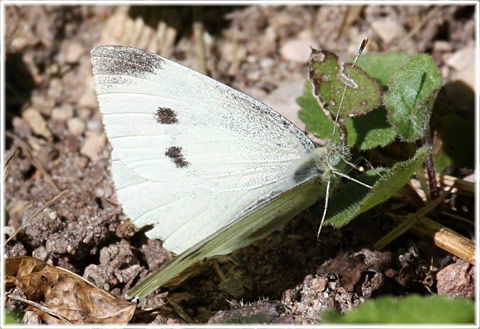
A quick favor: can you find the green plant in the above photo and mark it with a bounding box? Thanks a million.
[297,48,473,227]
[322,295,475,324]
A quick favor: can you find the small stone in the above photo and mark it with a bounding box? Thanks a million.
[87,119,103,131]
[67,117,86,136]
[31,93,55,116]
[77,156,89,169]
[436,259,474,298]
[433,40,452,53]
[12,117,32,137]
[260,58,274,70]
[22,107,52,139]
[246,69,261,81]
[48,77,64,97]
[371,18,406,44]
[311,277,327,292]
[78,76,97,109]
[445,47,475,90]
[280,39,315,63]
[445,47,475,71]
[65,41,85,63]
[51,104,74,121]
[262,79,306,131]
[80,131,106,161]
[32,246,48,260]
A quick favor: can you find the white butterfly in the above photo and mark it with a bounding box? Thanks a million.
[91,46,352,299]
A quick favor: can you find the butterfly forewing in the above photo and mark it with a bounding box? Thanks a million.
[91,46,315,254]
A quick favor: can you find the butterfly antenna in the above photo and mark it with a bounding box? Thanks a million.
[331,37,369,141]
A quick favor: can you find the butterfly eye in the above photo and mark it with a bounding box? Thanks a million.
[328,153,342,167]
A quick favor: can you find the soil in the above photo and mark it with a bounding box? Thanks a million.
[4,4,476,324]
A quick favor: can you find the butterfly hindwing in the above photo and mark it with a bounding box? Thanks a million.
[126,171,327,299]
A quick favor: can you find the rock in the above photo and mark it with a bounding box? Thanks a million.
[280,39,315,63]
[261,79,306,131]
[80,131,106,161]
[371,18,406,44]
[22,107,52,139]
[445,47,475,90]
[48,78,64,98]
[87,119,103,131]
[51,104,74,121]
[433,40,452,53]
[32,246,48,260]
[78,74,98,109]
[67,117,86,136]
[436,259,474,298]
[12,117,32,137]
[65,41,85,64]
[445,47,474,71]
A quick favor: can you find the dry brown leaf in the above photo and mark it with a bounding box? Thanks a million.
[6,256,136,324]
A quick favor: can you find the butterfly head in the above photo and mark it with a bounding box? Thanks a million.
[328,142,351,170]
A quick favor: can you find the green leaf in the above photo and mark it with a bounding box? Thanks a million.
[356,52,411,87]
[384,54,443,141]
[326,146,429,227]
[4,309,22,324]
[434,114,474,172]
[345,107,397,150]
[309,50,382,118]
[322,295,475,324]
[298,82,395,150]
[297,81,337,141]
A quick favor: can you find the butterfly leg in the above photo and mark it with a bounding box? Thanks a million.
[317,179,331,240]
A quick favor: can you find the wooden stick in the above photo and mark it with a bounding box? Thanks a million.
[404,215,475,265]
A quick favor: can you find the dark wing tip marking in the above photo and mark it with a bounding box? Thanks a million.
[155,107,178,124]
[91,46,165,76]
[165,146,190,168]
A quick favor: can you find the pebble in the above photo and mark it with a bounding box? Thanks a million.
[433,40,452,53]
[13,117,32,137]
[65,41,85,63]
[246,70,261,81]
[445,47,474,71]
[32,246,48,260]
[80,131,106,161]
[371,18,406,44]
[78,75,98,109]
[280,39,315,63]
[87,119,103,131]
[67,117,86,136]
[446,47,475,90]
[22,107,52,139]
[48,77,64,97]
[51,104,74,121]
[260,58,274,70]
[262,79,306,131]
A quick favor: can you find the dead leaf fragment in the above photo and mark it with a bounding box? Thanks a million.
[5,256,135,324]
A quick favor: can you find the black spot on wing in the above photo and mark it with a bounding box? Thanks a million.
[91,46,164,77]
[155,107,178,124]
[165,146,189,168]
